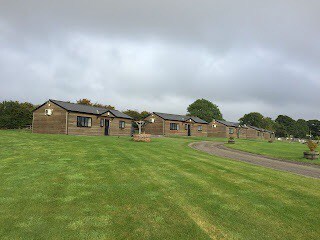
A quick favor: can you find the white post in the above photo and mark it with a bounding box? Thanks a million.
[135,121,145,135]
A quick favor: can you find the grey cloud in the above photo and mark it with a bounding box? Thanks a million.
[0,0,320,121]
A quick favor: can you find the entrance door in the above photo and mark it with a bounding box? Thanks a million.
[105,119,110,136]
[187,124,191,136]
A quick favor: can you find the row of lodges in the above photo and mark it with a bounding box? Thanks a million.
[143,112,275,140]
[32,99,275,140]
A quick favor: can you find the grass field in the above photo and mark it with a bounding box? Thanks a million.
[226,138,320,165]
[0,131,319,239]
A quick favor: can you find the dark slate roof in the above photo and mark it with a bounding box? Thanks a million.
[216,120,240,128]
[49,99,132,119]
[108,109,133,119]
[264,129,274,133]
[247,125,266,132]
[153,112,207,124]
[261,128,274,133]
[247,125,274,133]
[247,125,261,131]
[188,116,208,124]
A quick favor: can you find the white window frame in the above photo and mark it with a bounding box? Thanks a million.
[77,116,92,127]
[170,123,179,130]
[119,121,125,129]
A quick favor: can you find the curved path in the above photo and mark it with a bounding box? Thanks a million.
[189,141,320,179]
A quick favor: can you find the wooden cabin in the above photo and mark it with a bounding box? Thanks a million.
[208,120,247,138]
[143,112,208,137]
[246,125,262,139]
[32,99,133,136]
[246,125,275,140]
[263,129,276,141]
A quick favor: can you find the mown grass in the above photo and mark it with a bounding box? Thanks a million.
[0,130,319,240]
[226,138,320,165]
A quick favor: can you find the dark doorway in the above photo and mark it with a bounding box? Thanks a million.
[187,124,191,136]
[105,119,110,136]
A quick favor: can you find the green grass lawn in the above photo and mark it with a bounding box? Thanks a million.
[0,131,319,240]
[226,138,320,165]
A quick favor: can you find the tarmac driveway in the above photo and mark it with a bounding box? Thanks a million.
[189,141,320,179]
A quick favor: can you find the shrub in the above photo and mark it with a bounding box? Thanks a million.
[307,140,318,152]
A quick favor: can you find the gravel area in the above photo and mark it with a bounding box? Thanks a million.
[189,141,320,179]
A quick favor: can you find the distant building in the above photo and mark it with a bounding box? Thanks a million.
[143,112,208,137]
[207,120,275,140]
[207,120,247,138]
[247,125,275,140]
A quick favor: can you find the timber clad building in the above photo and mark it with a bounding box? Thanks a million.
[33,100,133,136]
[143,112,208,137]
[207,120,275,140]
[33,99,275,140]
[208,120,247,138]
[246,126,275,140]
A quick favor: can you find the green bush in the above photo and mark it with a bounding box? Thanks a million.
[0,101,34,129]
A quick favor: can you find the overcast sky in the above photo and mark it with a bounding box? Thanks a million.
[1,1,320,121]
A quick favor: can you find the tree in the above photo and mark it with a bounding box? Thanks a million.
[123,110,150,121]
[92,103,115,110]
[295,119,309,138]
[261,117,276,131]
[0,101,34,129]
[123,110,141,121]
[140,111,150,120]
[307,120,320,138]
[239,112,265,128]
[274,122,286,137]
[77,99,115,109]
[77,98,93,106]
[187,99,223,123]
[275,115,296,137]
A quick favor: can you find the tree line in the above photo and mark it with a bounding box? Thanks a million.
[1,98,319,139]
[0,101,34,129]
[239,112,319,139]
[187,99,320,139]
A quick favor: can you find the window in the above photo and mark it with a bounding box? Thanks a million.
[77,116,92,127]
[198,125,202,131]
[100,119,104,127]
[185,124,188,130]
[257,132,260,137]
[229,128,234,134]
[212,124,217,128]
[170,123,179,130]
[119,121,125,129]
